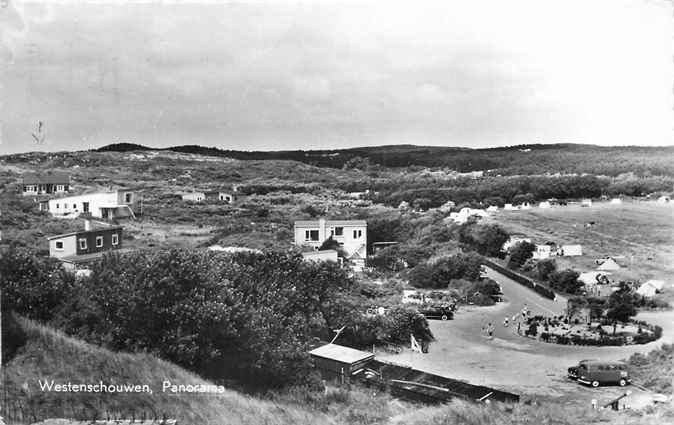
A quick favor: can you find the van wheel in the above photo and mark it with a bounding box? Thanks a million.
[441,315,448,321]
[591,381,600,388]
[619,379,627,387]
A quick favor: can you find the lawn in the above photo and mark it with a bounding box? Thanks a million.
[487,200,673,300]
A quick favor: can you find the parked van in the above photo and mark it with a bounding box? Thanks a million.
[567,360,630,387]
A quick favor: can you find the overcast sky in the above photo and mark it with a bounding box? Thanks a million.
[0,0,672,154]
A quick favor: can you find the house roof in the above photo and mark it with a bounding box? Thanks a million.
[294,220,367,228]
[22,172,70,185]
[309,343,374,364]
[47,226,123,240]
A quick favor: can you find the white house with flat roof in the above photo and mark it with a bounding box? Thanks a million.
[294,219,367,270]
[44,190,136,220]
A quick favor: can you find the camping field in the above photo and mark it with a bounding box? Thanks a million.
[486,200,674,298]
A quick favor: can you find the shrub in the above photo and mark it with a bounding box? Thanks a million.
[548,269,583,294]
[507,241,535,269]
[536,259,557,280]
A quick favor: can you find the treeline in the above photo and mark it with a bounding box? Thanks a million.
[370,175,674,209]
[0,248,430,390]
[94,143,674,177]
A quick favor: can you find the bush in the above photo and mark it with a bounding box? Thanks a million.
[549,269,583,294]
[507,241,535,269]
[408,252,483,289]
[536,259,557,280]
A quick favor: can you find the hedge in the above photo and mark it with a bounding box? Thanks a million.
[482,259,556,300]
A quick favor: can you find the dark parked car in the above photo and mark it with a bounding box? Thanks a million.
[568,360,630,387]
[419,303,454,321]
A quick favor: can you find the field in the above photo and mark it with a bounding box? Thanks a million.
[486,201,674,297]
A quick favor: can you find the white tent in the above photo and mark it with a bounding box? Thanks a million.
[503,204,517,211]
[636,282,658,297]
[597,258,621,271]
[486,205,498,212]
[579,271,611,286]
[643,280,665,291]
[538,201,551,209]
[610,198,622,204]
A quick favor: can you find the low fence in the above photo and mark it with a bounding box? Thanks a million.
[354,359,519,404]
[482,259,556,300]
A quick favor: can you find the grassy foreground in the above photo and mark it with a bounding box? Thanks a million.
[3,314,673,425]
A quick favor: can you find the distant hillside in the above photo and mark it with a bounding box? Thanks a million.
[95,143,674,176]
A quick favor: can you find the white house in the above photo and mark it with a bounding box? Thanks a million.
[581,199,593,207]
[293,219,367,270]
[538,201,551,209]
[610,198,622,204]
[446,208,489,224]
[182,192,205,202]
[559,244,583,256]
[532,244,553,260]
[45,190,136,220]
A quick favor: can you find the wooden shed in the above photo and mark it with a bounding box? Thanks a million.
[309,343,374,384]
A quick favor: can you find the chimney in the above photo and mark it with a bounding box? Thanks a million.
[84,219,91,231]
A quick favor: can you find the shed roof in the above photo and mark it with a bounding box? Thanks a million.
[309,343,374,364]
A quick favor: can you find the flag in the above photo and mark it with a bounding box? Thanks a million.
[410,334,421,353]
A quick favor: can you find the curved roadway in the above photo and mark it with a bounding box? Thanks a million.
[376,267,674,400]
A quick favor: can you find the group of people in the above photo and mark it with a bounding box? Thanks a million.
[483,304,530,339]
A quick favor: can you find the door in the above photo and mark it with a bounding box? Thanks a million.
[83,202,90,213]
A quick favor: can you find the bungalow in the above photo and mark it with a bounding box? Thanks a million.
[47,220,124,270]
[293,219,367,271]
[44,189,136,220]
[22,172,70,196]
[182,192,205,202]
[581,199,593,207]
[610,198,622,204]
[207,191,235,203]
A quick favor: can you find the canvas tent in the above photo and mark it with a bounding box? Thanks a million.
[597,258,621,271]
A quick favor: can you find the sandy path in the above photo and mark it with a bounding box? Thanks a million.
[376,268,674,402]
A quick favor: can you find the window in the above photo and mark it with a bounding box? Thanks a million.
[305,230,319,241]
[78,238,87,250]
[56,185,64,191]
[55,241,64,250]
[125,193,132,203]
[353,229,363,239]
[73,204,77,210]
[56,203,60,209]
[96,236,103,248]
[112,234,119,245]
[334,227,343,236]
